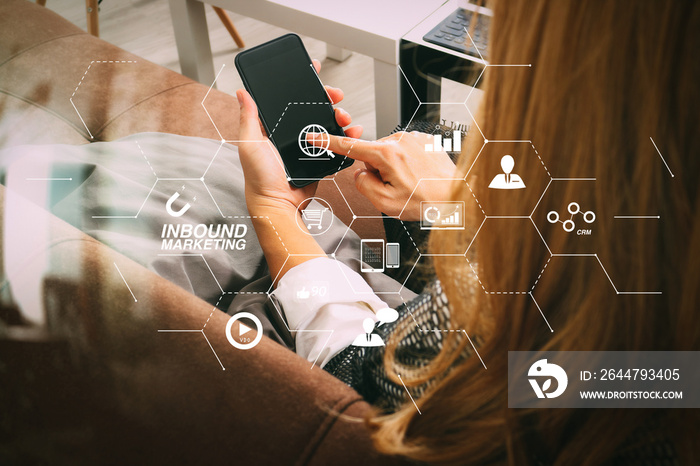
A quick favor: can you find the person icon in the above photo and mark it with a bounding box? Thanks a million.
[488,155,526,189]
[351,317,385,347]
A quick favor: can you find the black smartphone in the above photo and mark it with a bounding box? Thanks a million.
[235,33,353,188]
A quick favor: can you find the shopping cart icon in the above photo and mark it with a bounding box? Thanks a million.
[302,207,328,230]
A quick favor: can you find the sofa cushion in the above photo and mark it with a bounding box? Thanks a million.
[0,0,85,66]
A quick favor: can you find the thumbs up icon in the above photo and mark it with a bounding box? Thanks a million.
[296,287,310,300]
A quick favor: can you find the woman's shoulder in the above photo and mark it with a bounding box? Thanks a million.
[323,279,455,410]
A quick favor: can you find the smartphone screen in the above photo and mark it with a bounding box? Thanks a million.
[386,242,400,268]
[235,34,352,187]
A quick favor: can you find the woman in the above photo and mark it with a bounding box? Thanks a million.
[237,0,698,464]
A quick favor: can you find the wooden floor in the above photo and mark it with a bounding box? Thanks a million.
[44,0,379,139]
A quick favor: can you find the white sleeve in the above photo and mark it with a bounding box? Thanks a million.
[271,257,390,367]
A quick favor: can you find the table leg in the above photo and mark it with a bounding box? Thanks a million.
[86,0,99,37]
[373,60,401,138]
[326,44,352,62]
[168,0,216,86]
[213,6,245,48]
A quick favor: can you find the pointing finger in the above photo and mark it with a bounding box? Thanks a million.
[316,135,387,167]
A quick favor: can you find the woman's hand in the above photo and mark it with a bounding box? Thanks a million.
[317,131,458,220]
[236,59,361,216]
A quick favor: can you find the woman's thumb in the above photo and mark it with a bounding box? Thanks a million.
[236,89,263,140]
[354,169,385,202]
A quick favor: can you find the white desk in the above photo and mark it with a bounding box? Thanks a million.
[399,0,490,124]
[168,0,445,137]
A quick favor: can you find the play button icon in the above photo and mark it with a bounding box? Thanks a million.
[239,322,252,337]
[225,312,263,350]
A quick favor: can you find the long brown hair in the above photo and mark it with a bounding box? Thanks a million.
[370,1,700,464]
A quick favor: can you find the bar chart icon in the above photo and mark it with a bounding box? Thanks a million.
[441,210,461,225]
[425,130,461,152]
[420,201,466,230]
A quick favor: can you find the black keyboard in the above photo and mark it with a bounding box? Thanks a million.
[422,8,489,59]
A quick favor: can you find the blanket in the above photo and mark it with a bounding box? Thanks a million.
[0,133,415,346]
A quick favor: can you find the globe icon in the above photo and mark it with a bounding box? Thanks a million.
[298,124,331,157]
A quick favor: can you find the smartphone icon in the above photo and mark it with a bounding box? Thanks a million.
[235,34,353,187]
[386,242,400,268]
